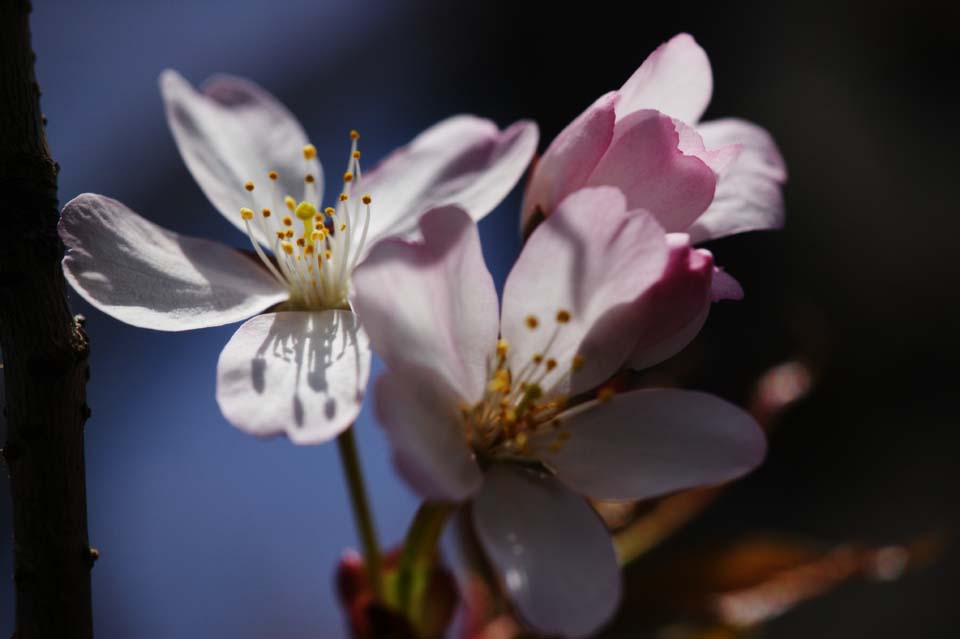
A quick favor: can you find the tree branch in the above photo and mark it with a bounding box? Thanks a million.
[0,1,95,637]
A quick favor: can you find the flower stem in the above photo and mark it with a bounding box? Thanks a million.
[396,501,455,621]
[336,426,383,599]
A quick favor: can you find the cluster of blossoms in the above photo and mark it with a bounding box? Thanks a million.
[61,34,785,638]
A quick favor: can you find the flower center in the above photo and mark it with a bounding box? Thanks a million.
[238,130,372,311]
[461,309,585,461]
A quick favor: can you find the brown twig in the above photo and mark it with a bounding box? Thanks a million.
[0,1,95,636]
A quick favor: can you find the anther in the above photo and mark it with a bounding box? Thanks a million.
[285,229,295,238]
[276,231,285,239]
[361,194,372,205]
[339,223,346,231]
[324,207,336,217]
[496,339,509,358]
[350,130,359,140]
[546,358,557,371]
[572,354,585,372]
[268,171,279,181]
[296,238,306,247]
[281,241,294,255]
[532,354,543,364]
[305,174,315,183]
[340,193,349,202]
[556,309,571,323]
[525,315,539,329]
[282,216,293,227]
[343,171,354,183]
[295,201,317,221]
[303,144,317,160]
[352,151,361,159]
[239,207,255,221]
[262,208,272,218]
[244,181,255,192]
[285,196,296,211]
[597,387,616,402]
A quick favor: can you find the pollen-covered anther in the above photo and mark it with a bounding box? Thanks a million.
[324,207,336,217]
[350,129,359,140]
[488,368,511,393]
[556,309,571,323]
[339,223,347,231]
[525,315,539,329]
[244,181,255,192]
[303,144,317,160]
[261,208,272,218]
[305,174,315,183]
[339,193,349,202]
[571,354,585,372]
[268,171,279,181]
[275,231,285,239]
[295,201,317,221]
[296,238,306,248]
[285,229,295,239]
[285,196,296,211]
[282,216,293,227]
[496,339,509,358]
[597,386,616,402]
[343,171,354,183]
[532,354,543,364]
[239,207,255,221]
[361,195,372,205]
[281,241,294,255]
[545,358,557,371]
[352,151,361,159]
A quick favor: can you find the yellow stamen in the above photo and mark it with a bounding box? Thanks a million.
[239,207,254,221]
[339,193,349,202]
[261,208,272,218]
[525,315,539,329]
[268,171,279,181]
[556,309,571,323]
[361,194,372,205]
[496,339,509,358]
[280,241,294,255]
[284,196,296,212]
[343,171,354,183]
[350,129,359,140]
[282,216,293,227]
[303,144,317,160]
[244,181,255,192]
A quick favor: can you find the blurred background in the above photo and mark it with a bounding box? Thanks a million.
[2,0,958,636]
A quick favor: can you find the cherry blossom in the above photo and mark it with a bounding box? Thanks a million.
[60,70,537,444]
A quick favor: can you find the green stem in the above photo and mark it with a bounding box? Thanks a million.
[396,501,456,621]
[336,426,383,599]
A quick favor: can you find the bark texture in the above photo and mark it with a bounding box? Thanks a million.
[0,1,95,636]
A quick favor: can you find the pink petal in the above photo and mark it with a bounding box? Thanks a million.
[361,115,538,245]
[533,389,766,501]
[160,70,322,246]
[216,311,371,445]
[375,372,482,502]
[585,110,717,232]
[350,206,499,402]
[711,267,744,301]
[472,465,621,638]
[520,92,617,232]
[617,33,713,124]
[688,118,787,243]
[628,234,715,370]
[501,187,668,397]
[59,194,287,331]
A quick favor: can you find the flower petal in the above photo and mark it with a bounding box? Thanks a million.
[160,70,322,245]
[59,194,287,331]
[375,371,483,502]
[628,234,715,370]
[216,310,371,445]
[533,389,766,501]
[361,115,538,245]
[585,110,717,232]
[351,205,499,402]
[687,118,787,243]
[520,92,617,233]
[712,267,744,301]
[472,465,621,639]
[501,187,668,397]
[616,33,713,124]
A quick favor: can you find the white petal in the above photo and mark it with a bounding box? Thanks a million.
[375,371,483,502]
[216,311,371,445]
[350,206,499,402]
[688,118,787,243]
[501,187,668,397]
[472,465,621,638]
[616,33,713,124]
[59,194,287,331]
[534,389,767,501]
[160,70,322,245]
[361,115,538,245]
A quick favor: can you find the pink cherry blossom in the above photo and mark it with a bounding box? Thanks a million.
[522,33,786,370]
[351,187,766,637]
[60,70,538,445]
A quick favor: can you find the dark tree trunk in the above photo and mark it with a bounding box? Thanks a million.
[0,1,95,637]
